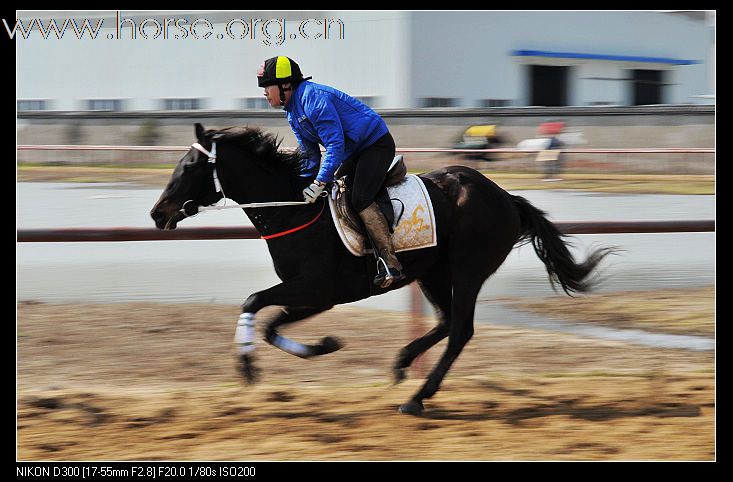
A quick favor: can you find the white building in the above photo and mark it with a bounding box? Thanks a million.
[15,10,714,111]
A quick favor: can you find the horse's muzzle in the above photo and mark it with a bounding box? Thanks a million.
[151,207,185,230]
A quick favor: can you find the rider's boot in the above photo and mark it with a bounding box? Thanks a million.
[358,202,406,288]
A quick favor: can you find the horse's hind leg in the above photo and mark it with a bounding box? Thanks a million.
[399,279,482,415]
[393,265,452,384]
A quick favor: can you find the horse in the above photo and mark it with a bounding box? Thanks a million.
[150,123,613,415]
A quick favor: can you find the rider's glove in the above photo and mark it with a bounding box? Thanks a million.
[302,180,326,203]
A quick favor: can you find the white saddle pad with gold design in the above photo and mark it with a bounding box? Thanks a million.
[328,174,438,257]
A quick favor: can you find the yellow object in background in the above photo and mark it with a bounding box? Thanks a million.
[464,125,497,138]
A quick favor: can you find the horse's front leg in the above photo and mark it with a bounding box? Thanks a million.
[263,305,340,358]
[234,279,339,383]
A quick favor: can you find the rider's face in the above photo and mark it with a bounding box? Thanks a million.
[263,84,292,108]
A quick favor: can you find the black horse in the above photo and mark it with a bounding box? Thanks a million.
[151,123,612,415]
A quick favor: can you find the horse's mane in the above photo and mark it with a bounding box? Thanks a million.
[210,126,304,174]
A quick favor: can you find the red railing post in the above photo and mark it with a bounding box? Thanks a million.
[409,282,426,377]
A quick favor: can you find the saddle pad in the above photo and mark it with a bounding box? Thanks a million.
[329,174,438,257]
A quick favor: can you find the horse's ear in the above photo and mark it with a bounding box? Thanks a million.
[194,123,206,142]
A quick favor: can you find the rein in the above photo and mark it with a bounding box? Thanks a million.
[261,198,326,240]
[182,141,325,239]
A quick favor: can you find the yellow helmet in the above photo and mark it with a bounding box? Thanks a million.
[257,56,310,87]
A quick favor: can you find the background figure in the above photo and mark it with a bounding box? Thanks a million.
[453,124,509,162]
[536,121,565,181]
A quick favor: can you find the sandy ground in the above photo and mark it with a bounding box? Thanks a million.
[501,287,714,337]
[17,302,714,461]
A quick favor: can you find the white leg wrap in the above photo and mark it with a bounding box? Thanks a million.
[234,312,256,355]
[272,334,311,358]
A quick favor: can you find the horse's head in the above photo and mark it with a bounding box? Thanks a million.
[150,123,222,230]
[151,123,305,229]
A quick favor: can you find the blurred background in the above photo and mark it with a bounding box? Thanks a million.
[16,10,715,173]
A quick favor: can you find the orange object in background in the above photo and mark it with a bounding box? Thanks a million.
[539,121,565,136]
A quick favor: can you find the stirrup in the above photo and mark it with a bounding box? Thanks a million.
[374,258,405,288]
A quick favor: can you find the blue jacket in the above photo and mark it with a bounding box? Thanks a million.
[284,81,389,183]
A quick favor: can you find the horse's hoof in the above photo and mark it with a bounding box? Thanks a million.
[398,400,424,416]
[392,368,407,385]
[312,336,343,356]
[237,354,261,384]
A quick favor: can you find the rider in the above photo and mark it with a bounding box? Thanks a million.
[257,55,405,288]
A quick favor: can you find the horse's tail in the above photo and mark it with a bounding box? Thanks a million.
[512,195,613,295]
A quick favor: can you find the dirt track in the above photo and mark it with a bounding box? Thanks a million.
[17,302,714,461]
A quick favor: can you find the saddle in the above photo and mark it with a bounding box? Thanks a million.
[333,155,407,237]
[330,156,437,256]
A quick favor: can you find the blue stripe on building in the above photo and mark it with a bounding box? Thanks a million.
[512,49,699,65]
